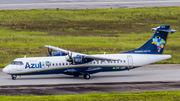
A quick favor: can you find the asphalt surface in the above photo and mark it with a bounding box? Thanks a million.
[1,64,180,95]
[1,64,180,86]
[0,0,180,10]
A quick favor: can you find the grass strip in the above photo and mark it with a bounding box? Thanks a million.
[1,91,180,101]
[0,7,180,66]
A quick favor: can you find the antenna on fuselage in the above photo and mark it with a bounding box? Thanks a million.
[24,55,26,58]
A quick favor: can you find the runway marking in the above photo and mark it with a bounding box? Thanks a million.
[0,1,180,7]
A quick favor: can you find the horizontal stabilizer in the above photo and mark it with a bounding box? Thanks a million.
[151,26,177,34]
[158,29,177,34]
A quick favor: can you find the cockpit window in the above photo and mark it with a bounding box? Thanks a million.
[11,61,24,65]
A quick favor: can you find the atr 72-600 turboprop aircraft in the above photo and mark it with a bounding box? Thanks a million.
[3,25,177,80]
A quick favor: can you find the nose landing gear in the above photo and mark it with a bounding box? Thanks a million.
[11,75,17,80]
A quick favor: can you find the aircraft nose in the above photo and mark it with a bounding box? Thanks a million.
[3,68,9,73]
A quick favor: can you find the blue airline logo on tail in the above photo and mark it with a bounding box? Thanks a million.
[152,36,165,52]
[25,62,41,69]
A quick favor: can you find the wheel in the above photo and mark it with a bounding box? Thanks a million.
[74,74,80,77]
[83,74,91,79]
[12,77,16,80]
[11,75,17,80]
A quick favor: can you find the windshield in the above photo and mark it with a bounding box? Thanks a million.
[11,61,24,65]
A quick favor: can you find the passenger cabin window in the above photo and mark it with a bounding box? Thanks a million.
[53,63,54,66]
[42,64,44,66]
[66,63,68,65]
[63,63,64,65]
[11,61,24,65]
[124,60,126,63]
[59,63,61,66]
[56,63,58,66]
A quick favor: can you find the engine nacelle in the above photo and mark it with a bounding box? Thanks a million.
[72,56,93,65]
[53,51,67,56]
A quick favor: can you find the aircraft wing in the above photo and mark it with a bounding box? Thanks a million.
[44,45,86,56]
[44,45,119,61]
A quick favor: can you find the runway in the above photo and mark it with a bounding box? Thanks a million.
[1,64,180,95]
[0,0,180,10]
[0,64,180,86]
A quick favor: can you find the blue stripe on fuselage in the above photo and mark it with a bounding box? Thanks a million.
[12,66,137,75]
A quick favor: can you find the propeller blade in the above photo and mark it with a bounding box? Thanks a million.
[67,51,73,62]
[47,48,52,56]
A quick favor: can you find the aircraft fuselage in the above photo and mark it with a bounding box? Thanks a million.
[3,54,171,75]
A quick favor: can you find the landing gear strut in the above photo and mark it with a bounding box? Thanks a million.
[11,75,17,80]
[83,73,91,79]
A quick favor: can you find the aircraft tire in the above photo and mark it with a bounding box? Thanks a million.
[12,77,16,80]
[83,74,90,79]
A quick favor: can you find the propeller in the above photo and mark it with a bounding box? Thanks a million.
[66,51,73,62]
[47,48,52,56]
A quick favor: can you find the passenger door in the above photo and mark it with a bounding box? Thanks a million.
[127,55,133,67]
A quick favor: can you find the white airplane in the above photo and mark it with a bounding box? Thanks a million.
[3,25,177,80]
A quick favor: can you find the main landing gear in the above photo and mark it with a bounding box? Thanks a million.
[73,73,91,79]
[83,73,91,79]
[11,75,17,80]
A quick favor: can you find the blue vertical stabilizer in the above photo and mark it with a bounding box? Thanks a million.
[123,25,177,54]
